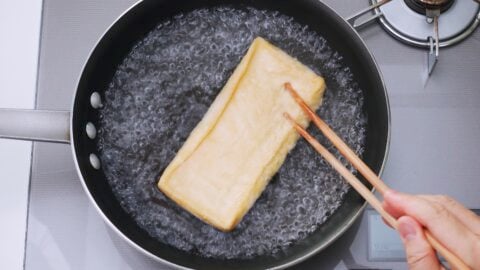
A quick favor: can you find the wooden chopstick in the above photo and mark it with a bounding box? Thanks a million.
[284,82,389,195]
[283,83,470,270]
[283,113,397,227]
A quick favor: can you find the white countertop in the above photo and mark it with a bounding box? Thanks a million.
[0,1,42,269]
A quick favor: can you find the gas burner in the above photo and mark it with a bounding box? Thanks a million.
[347,0,480,74]
[372,0,479,47]
[404,0,454,15]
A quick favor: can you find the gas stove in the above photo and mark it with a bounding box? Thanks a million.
[348,0,480,74]
[21,0,480,269]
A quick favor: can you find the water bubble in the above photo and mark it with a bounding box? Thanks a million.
[97,6,367,259]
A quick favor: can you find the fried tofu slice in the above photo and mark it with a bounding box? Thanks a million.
[158,37,325,231]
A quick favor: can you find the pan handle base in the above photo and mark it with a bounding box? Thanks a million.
[0,109,70,144]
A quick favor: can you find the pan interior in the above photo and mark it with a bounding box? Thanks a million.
[95,6,367,260]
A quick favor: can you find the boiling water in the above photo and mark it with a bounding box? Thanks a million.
[97,7,367,259]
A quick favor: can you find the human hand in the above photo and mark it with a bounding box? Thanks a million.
[382,190,480,270]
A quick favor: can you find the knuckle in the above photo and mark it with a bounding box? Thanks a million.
[435,195,455,206]
[430,203,450,221]
[406,249,435,267]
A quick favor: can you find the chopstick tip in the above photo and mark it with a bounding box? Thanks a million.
[283,82,294,93]
[283,112,301,130]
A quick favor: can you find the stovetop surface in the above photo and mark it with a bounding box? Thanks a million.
[25,0,480,269]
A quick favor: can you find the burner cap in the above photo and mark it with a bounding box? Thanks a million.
[373,0,480,47]
[404,0,455,14]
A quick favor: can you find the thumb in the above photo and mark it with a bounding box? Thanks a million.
[397,216,442,270]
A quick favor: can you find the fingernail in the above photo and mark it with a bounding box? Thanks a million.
[398,218,417,241]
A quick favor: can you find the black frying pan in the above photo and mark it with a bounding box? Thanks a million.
[0,0,390,269]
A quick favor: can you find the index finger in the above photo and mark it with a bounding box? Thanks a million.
[420,195,480,235]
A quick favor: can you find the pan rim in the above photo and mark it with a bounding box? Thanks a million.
[69,0,391,269]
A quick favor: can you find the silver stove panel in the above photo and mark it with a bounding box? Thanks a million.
[25,0,480,269]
